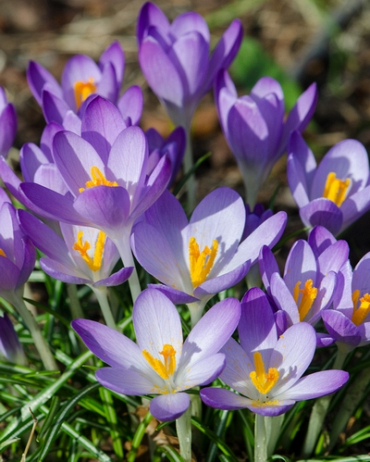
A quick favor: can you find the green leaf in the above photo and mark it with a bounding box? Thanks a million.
[157,445,186,462]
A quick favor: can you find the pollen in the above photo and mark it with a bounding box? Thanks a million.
[250,352,279,395]
[79,166,118,193]
[293,279,318,321]
[0,249,6,258]
[352,290,370,326]
[322,172,351,207]
[73,230,106,271]
[74,77,97,110]
[189,237,218,288]
[143,344,176,380]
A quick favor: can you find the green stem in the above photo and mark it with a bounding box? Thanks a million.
[329,367,370,451]
[301,348,347,457]
[254,413,267,462]
[92,286,117,330]
[187,298,209,328]
[114,231,141,302]
[176,405,192,462]
[66,284,84,319]
[265,414,284,458]
[11,291,57,371]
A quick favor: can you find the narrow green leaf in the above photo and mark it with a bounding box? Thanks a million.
[157,445,186,462]
[173,152,211,196]
[127,410,153,462]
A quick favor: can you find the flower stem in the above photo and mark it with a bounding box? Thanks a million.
[66,284,84,319]
[255,413,267,462]
[184,125,196,213]
[114,231,141,302]
[176,405,192,462]
[92,286,117,330]
[12,291,57,371]
[187,299,208,328]
[301,348,347,457]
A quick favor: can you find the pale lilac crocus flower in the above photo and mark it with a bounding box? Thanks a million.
[215,70,317,207]
[72,288,241,421]
[132,188,287,325]
[201,288,349,416]
[287,131,370,235]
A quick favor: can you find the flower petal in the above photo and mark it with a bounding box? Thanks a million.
[150,392,190,421]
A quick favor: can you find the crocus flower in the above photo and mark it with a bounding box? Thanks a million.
[215,71,317,207]
[147,126,186,187]
[0,87,17,158]
[322,253,370,352]
[18,210,132,288]
[0,313,26,365]
[200,288,349,416]
[287,131,370,235]
[137,2,242,129]
[259,235,344,345]
[72,288,241,421]
[132,187,287,324]
[27,42,142,126]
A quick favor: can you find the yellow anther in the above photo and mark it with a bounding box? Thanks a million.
[189,237,218,288]
[293,279,318,321]
[251,399,279,408]
[73,230,106,271]
[0,249,6,258]
[79,166,118,193]
[352,291,370,326]
[143,344,176,380]
[322,172,351,207]
[74,77,97,110]
[249,352,279,395]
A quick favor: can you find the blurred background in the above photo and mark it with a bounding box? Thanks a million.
[0,0,369,256]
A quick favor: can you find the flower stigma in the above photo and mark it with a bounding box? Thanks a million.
[74,77,97,109]
[250,352,279,395]
[189,237,218,288]
[79,166,118,192]
[73,230,106,271]
[352,290,370,326]
[143,344,177,381]
[293,279,318,321]
[0,249,6,258]
[322,172,350,207]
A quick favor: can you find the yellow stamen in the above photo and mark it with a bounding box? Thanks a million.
[73,230,106,271]
[0,249,6,258]
[352,290,370,326]
[189,237,218,288]
[143,344,176,380]
[79,166,118,193]
[322,172,351,207]
[293,279,318,321]
[249,352,279,395]
[74,77,97,110]
[251,399,279,408]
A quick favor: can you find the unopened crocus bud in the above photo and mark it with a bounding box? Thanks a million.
[0,313,26,365]
[0,87,17,158]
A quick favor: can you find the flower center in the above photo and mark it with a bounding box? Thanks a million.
[189,237,218,288]
[351,290,370,326]
[143,344,176,380]
[73,230,106,271]
[79,166,118,193]
[322,172,350,207]
[293,279,318,321]
[250,352,279,395]
[74,77,97,110]
[0,249,6,258]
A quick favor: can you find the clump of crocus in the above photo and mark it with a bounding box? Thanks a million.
[137,2,242,130]
[200,288,349,416]
[215,71,317,207]
[132,187,287,325]
[0,87,17,158]
[72,288,241,421]
[287,131,370,235]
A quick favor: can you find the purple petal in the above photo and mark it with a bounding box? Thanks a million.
[178,353,225,389]
[27,61,62,105]
[93,267,133,287]
[340,185,370,232]
[40,258,91,285]
[200,387,253,411]
[42,90,70,124]
[99,41,125,84]
[147,284,199,304]
[300,198,343,235]
[308,225,337,257]
[270,273,300,325]
[20,143,49,183]
[118,86,143,126]
[0,104,17,157]
[150,393,190,421]
[258,245,280,294]
[321,310,361,347]
[96,367,154,396]
[284,240,317,292]
[137,2,170,46]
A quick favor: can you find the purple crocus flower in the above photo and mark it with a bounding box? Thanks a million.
[27,42,142,126]
[0,313,26,365]
[287,131,370,235]
[200,288,349,416]
[322,253,370,352]
[18,210,132,288]
[137,2,242,129]
[147,126,186,187]
[215,71,317,207]
[259,234,345,345]
[132,187,287,324]
[0,87,17,158]
[72,288,241,421]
